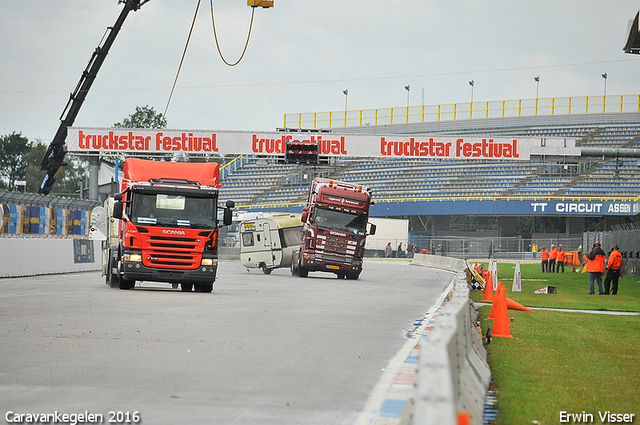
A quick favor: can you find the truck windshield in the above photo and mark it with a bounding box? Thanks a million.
[131,193,216,229]
[313,207,367,235]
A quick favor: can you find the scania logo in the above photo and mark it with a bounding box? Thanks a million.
[163,230,186,235]
[329,231,347,237]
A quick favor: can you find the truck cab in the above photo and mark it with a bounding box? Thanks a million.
[106,158,233,292]
[292,178,375,279]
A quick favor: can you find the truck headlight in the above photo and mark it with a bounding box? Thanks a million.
[124,253,142,262]
[201,258,216,266]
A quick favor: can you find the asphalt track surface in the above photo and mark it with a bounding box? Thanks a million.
[0,260,452,425]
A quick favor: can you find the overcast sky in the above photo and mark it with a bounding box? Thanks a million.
[2,0,640,144]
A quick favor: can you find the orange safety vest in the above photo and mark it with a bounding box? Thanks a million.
[585,247,606,273]
[549,247,558,260]
[607,249,623,270]
[557,250,566,262]
[540,249,549,261]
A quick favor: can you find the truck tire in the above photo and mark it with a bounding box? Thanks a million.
[346,272,360,280]
[298,265,309,278]
[119,278,135,290]
[181,283,193,292]
[261,264,272,275]
[290,253,298,276]
[106,250,120,288]
[200,283,213,293]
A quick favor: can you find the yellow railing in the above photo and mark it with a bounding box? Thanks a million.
[220,154,252,179]
[283,94,640,129]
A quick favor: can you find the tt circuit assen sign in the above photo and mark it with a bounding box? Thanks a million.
[64,128,575,160]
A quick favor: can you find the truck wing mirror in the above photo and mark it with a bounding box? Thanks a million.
[301,211,308,223]
[223,207,233,226]
[226,200,235,209]
[368,223,377,236]
[114,192,123,201]
[112,201,124,220]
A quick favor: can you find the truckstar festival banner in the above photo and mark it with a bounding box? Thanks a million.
[66,127,575,160]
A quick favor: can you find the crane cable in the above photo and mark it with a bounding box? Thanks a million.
[164,0,256,117]
[164,0,202,117]
[210,0,256,67]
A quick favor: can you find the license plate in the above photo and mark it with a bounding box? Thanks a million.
[326,265,340,270]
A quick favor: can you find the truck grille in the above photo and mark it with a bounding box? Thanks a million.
[316,235,357,263]
[143,235,200,269]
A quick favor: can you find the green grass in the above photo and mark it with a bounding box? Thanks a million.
[471,262,640,424]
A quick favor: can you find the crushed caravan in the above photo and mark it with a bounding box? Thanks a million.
[240,214,304,274]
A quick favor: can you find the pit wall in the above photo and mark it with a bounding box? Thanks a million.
[0,238,101,278]
[409,254,491,425]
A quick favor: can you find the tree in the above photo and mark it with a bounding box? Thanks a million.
[114,105,167,129]
[0,132,32,190]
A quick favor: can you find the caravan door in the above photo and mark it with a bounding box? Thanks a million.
[262,222,275,268]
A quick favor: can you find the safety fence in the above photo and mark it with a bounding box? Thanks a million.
[0,190,99,238]
[409,236,584,261]
[583,228,640,276]
[284,94,640,129]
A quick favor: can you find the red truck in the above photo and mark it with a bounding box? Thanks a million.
[291,178,376,279]
[107,158,233,292]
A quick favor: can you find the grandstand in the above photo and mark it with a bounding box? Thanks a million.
[217,105,640,257]
[219,112,640,208]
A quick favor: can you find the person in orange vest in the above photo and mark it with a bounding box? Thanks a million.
[549,244,558,272]
[604,244,623,295]
[556,245,566,273]
[583,241,606,295]
[540,246,549,273]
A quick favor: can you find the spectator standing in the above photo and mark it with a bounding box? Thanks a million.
[487,241,494,259]
[549,244,558,273]
[385,242,392,258]
[584,241,606,295]
[397,242,404,258]
[604,244,623,295]
[408,242,416,258]
[556,245,566,273]
[531,242,538,259]
[540,246,549,273]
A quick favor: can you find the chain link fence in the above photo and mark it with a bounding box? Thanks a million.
[583,226,640,276]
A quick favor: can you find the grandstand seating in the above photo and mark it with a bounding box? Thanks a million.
[219,118,640,208]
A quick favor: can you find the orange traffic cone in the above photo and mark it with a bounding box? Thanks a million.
[506,297,534,312]
[482,273,494,302]
[486,284,503,320]
[491,285,513,338]
[457,411,471,425]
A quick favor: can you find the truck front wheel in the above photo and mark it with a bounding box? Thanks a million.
[181,283,193,292]
[200,283,213,293]
[119,278,135,290]
[298,265,309,278]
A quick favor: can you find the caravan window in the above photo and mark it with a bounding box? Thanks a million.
[280,226,304,248]
[242,232,254,247]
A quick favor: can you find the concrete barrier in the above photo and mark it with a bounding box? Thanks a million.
[410,253,467,272]
[410,255,491,425]
[0,238,101,278]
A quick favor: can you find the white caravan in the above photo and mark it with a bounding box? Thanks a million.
[240,214,304,274]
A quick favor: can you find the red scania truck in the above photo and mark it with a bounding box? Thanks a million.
[107,158,233,292]
[291,178,376,279]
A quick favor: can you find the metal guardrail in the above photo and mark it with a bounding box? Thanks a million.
[235,194,640,211]
[0,190,100,210]
[284,94,640,129]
